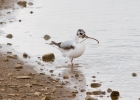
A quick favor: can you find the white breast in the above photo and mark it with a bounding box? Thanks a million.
[67,41,86,59]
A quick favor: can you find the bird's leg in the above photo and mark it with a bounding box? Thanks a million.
[71,58,73,65]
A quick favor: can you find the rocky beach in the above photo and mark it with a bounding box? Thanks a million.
[1,0,140,100]
[0,0,85,100]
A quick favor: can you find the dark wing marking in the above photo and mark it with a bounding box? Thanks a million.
[51,40,75,50]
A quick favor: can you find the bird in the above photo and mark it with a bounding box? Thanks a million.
[47,29,99,65]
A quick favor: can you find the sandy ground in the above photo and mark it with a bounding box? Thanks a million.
[0,44,82,100]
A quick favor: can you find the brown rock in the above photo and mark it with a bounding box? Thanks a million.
[23,53,28,58]
[16,76,32,79]
[17,0,27,7]
[44,35,50,40]
[7,55,17,59]
[56,85,63,88]
[93,91,102,95]
[7,43,12,46]
[28,2,33,6]
[49,70,53,73]
[91,83,101,88]
[132,73,137,77]
[6,34,13,39]
[30,11,33,14]
[34,92,41,96]
[42,53,55,62]
[107,88,112,93]
[25,83,32,88]
[15,64,23,69]
[63,75,69,79]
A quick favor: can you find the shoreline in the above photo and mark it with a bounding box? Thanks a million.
[0,0,83,100]
[0,45,78,100]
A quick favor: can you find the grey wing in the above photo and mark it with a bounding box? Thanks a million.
[60,40,75,50]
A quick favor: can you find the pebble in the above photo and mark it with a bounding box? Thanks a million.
[23,53,28,58]
[6,34,13,39]
[107,88,112,93]
[44,35,51,40]
[34,92,41,96]
[63,75,69,79]
[42,53,55,62]
[17,0,27,7]
[16,76,32,79]
[132,73,137,77]
[90,83,101,88]
[15,64,23,69]
[56,85,63,88]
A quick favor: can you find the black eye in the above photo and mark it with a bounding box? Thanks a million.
[80,33,83,35]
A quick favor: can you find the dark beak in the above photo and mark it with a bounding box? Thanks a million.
[85,35,99,44]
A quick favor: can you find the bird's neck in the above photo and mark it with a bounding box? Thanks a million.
[75,36,85,43]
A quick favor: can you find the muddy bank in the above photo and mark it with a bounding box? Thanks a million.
[0,44,80,100]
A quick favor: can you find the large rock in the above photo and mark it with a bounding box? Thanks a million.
[17,0,27,7]
[42,53,55,62]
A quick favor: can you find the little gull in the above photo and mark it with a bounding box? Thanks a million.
[47,29,99,65]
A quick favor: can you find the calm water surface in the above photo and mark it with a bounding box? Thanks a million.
[1,0,140,100]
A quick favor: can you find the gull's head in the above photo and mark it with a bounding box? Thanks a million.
[76,29,99,44]
[76,29,86,38]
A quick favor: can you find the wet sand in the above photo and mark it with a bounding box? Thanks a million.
[0,44,79,100]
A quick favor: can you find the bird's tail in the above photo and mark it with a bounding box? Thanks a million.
[46,41,61,47]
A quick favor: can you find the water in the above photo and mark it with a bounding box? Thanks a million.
[1,0,140,99]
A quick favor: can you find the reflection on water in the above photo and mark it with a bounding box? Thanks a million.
[1,0,140,100]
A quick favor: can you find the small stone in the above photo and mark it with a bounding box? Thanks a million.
[28,2,33,6]
[132,73,137,77]
[6,34,13,39]
[63,75,69,79]
[19,20,22,22]
[85,95,94,100]
[17,0,27,7]
[49,70,53,73]
[44,35,50,40]
[42,53,55,62]
[7,55,17,59]
[93,91,102,95]
[80,89,86,92]
[7,43,12,46]
[30,11,33,14]
[15,64,23,69]
[91,83,101,88]
[34,92,41,96]
[110,91,120,100]
[56,85,63,88]
[16,76,32,79]
[92,76,96,78]
[40,73,45,75]
[72,90,78,94]
[25,83,32,88]
[23,53,28,58]
[107,88,112,93]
